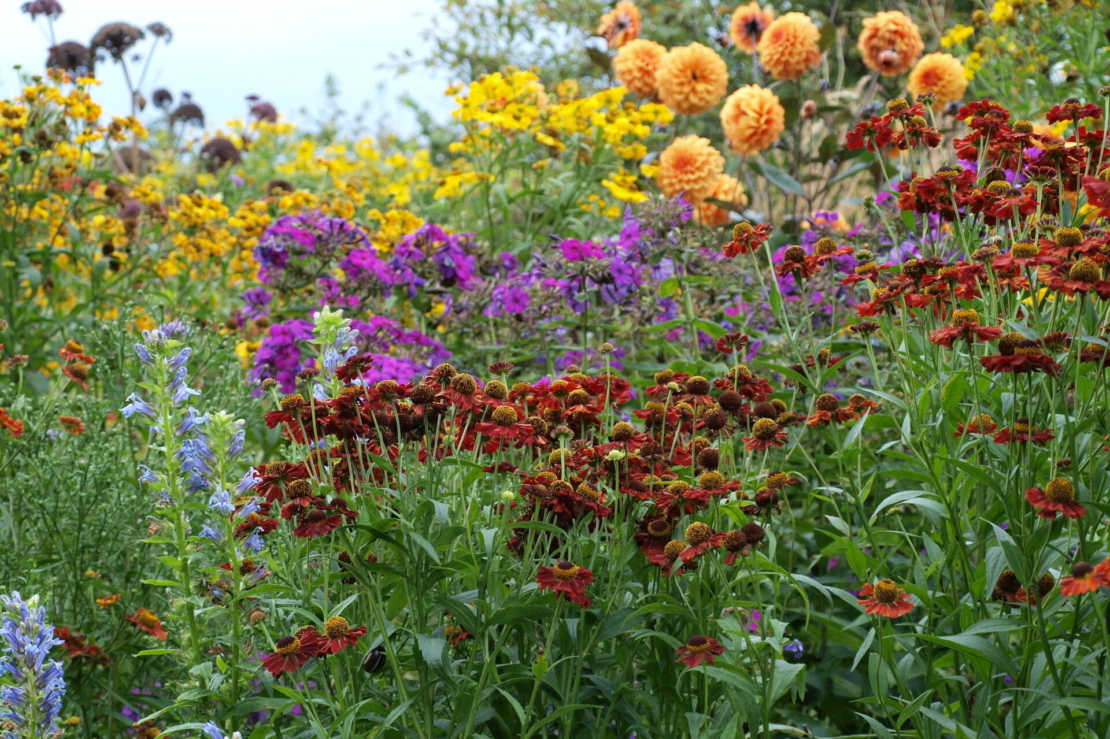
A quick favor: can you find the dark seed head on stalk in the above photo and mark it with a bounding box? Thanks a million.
[46,41,92,76]
[90,22,145,62]
[171,102,205,126]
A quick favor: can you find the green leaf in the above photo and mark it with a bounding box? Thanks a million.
[487,605,554,626]
[1053,697,1110,715]
[769,660,805,703]
[958,618,1026,637]
[918,634,1017,675]
[528,704,599,730]
[852,627,876,672]
[842,411,870,449]
[752,160,806,197]
[817,23,836,51]
[870,490,945,523]
[415,633,445,667]
[991,523,1030,583]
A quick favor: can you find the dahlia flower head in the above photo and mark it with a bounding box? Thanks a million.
[696,175,748,227]
[730,2,774,55]
[598,0,642,48]
[757,12,821,81]
[613,38,667,98]
[908,52,968,107]
[720,84,786,156]
[857,10,924,76]
[656,135,725,202]
[656,42,729,115]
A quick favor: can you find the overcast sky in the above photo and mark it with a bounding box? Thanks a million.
[0,0,456,136]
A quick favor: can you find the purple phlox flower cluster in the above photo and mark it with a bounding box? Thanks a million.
[317,277,360,309]
[252,319,316,392]
[341,223,478,300]
[396,223,479,290]
[1,592,66,739]
[241,287,273,321]
[254,212,371,285]
[348,317,451,384]
[483,284,531,317]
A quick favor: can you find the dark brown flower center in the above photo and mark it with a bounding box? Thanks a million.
[1071,562,1094,578]
[873,579,901,604]
[553,561,579,580]
[1044,478,1075,503]
[276,636,300,655]
[686,635,711,652]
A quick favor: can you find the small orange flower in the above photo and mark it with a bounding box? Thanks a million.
[720,84,785,156]
[655,135,725,203]
[695,174,748,227]
[62,362,91,392]
[96,593,121,608]
[857,579,915,618]
[856,11,924,76]
[1059,562,1109,596]
[907,53,968,108]
[126,608,168,641]
[729,2,774,55]
[613,39,667,98]
[0,407,24,438]
[58,415,86,434]
[757,12,821,81]
[656,43,729,115]
[597,0,642,48]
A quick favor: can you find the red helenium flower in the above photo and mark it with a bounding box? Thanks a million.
[536,560,594,608]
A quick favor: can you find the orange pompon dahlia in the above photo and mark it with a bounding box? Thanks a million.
[857,11,924,76]
[907,53,968,108]
[857,579,915,618]
[729,2,774,55]
[656,42,729,115]
[598,0,642,48]
[720,84,785,156]
[613,39,667,98]
[696,174,748,227]
[656,135,725,202]
[756,12,821,81]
